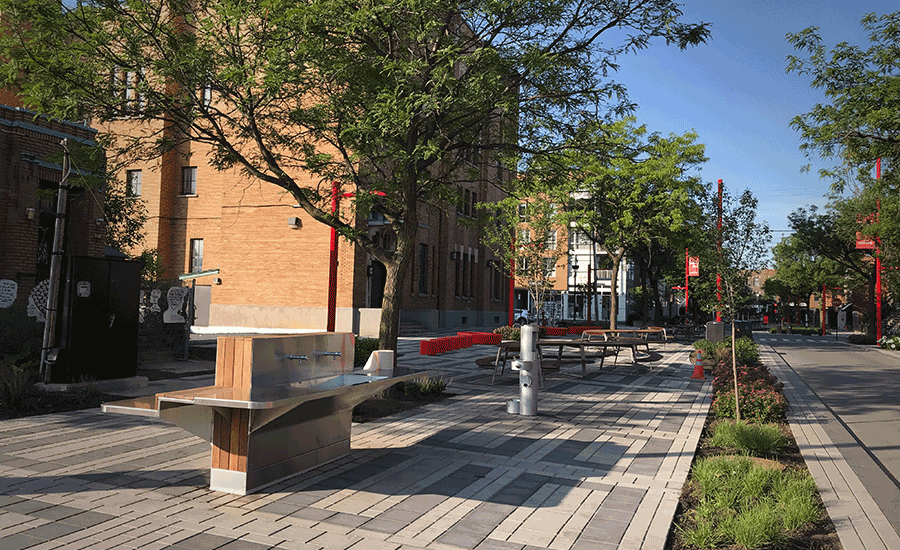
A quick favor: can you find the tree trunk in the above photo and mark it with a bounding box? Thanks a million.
[608,251,625,330]
[378,231,415,353]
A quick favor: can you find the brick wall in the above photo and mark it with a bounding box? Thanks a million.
[1,104,105,301]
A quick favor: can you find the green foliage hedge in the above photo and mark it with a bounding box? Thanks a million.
[355,338,380,367]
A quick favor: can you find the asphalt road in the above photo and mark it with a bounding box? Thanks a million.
[756,332,900,537]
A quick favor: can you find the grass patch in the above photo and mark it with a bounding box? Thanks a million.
[708,420,788,457]
[677,456,822,549]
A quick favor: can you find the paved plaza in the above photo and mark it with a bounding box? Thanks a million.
[1,335,897,550]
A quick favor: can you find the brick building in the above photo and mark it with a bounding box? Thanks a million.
[108,122,511,337]
[0,102,105,315]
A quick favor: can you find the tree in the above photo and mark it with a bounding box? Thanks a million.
[0,0,709,351]
[787,10,900,288]
[564,117,707,329]
[695,187,771,322]
[764,234,845,324]
[479,195,568,325]
[786,11,900,190]
[787,205,882,335]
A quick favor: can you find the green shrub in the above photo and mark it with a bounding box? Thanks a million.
[692,339,717,362]
[0,352,37,409]
[848,333,877,345]
[708,420,788,456]
[354,338,380,367]
[711,384,788,423]
[694,336,759,367]
[493,326,520,340]
[711,362,783,395]
[399,376,448,398]
[878,335,900,350]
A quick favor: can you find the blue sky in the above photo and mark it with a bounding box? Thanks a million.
[611,0,896,255]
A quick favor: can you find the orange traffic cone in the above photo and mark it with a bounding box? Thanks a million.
[690,350,705,379]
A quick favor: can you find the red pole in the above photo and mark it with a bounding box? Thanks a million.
[875,159,883,340]
[327,181,339,332]
[822,284,826,337]
[716,179,723,322]
[685,248,689,314]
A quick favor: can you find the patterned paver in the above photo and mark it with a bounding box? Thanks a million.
[0,338,711,550]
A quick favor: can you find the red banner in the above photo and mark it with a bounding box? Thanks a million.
[688,257,700,276]
[856,232,876,250]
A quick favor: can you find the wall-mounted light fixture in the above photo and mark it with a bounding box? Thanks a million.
[25,208,35,220]
[213,277,223,285]
[288,217,302,228]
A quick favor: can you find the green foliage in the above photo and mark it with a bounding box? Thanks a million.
[398,376,448,399]
[0,352,37,409]
[560,117,707,329]
[677,456,821,549]
[0,0,710,352]
[708,420,788,457]
[879,335,900,350]
[137,249,170,287]
[493,326,520,341]
[711,385,788,423]
[478,196,568,319]
[354,338,380,368]
[693,336,759,367]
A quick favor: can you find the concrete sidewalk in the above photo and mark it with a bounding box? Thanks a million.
[1,335,889,550]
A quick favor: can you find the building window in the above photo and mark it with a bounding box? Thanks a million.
[545,229,557,250]
[463,189,471,217]
[181,166,197,195]
[544,257,556,277]
[753,277,760,287]
[189,238,204,273]
[462,254,469,297]
[126,169,142,197]
[454,252,461,297]
[418,243,428,294]
[202,85,213,108]
[518,203,527,221]
[470,192,477,218]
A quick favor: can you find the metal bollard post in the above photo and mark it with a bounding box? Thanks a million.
[519,324,539,416]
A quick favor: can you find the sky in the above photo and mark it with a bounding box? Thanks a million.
[609,0,897,258]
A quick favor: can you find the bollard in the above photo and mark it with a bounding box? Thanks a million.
[519,324,540,416]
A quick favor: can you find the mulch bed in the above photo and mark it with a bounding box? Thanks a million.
[666,413,842,550]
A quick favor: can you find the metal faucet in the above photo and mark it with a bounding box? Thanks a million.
[320,351,342,358]
[287,354,309,362]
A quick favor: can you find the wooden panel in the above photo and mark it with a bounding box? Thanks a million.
[211,410,230,469]
[232,338,243,389]
[215,337,226,386]
[221,337,235,388]
[227,408,249,472]
[240,338,253,390]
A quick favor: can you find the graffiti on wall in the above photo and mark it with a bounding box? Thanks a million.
[0,279,17,308]
[26,279,49,323]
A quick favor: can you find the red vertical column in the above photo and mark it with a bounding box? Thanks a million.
[327,181,339,333]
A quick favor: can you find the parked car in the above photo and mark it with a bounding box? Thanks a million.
[515,310,534,325]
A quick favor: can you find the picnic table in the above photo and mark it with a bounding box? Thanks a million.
[490,336,649,384]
